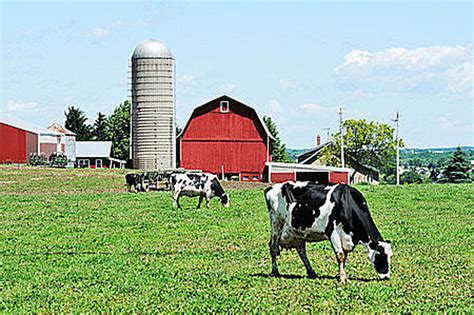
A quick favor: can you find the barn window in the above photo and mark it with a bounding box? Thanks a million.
[220,101,229,113]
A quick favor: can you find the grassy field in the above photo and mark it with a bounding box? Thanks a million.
[0,167,472,312]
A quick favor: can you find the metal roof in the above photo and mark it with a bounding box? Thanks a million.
[76,141,112,158]
[0,115,62,136]
[132,39,173,59]
[266,162,351,173]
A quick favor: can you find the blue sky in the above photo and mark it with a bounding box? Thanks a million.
[1,1,472,148]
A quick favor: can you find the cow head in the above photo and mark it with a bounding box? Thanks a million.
[368,240,392,280]
[220,193,230,208]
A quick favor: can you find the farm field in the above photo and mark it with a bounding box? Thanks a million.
[0,167,472,312]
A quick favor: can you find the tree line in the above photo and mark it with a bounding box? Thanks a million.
[64,101,130,161]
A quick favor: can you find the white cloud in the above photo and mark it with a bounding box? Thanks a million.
[87,18,155,40]
[220,83,237,94]
[438,113,457,129]
[266,99,282,114]
[279,79,300,91]
[7,100,39,111]
[299,103,339,113]
[90,27,110,39]
[335,44,473,98]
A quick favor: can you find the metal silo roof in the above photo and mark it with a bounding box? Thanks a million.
[132,39,173,59]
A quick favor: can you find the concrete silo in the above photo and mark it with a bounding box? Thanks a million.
[130,39,175,170]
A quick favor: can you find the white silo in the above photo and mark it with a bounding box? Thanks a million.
[130,39,176,170]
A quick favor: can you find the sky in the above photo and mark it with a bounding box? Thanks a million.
[1,0,472,149]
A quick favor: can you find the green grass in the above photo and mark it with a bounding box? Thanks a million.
[0,168,473,312]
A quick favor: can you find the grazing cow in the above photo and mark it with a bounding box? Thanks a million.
[170,173,230,208]
[125,173,150,192]
[265,181,392,283]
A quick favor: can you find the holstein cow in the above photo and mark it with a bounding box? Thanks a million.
[265,181,392,283]
[170,173,230,208]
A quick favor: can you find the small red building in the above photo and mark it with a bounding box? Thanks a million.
[179,95,274,181]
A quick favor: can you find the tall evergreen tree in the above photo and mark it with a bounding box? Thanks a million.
[438,146,472,183]
[263,116,289,162]
[64,106,91,141]
[107,101,131,161]
[92,112,109,141]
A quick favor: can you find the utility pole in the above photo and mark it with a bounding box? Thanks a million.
[339,107,345,168]
[393,111,400,186]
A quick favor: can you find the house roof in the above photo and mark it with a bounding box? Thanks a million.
[297,142,331,164]
[297,141,379,177]
[178,95,275,141]
[47,123,76,136]
[76,141,112,158]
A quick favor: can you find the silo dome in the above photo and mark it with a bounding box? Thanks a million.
[132,39,173,59]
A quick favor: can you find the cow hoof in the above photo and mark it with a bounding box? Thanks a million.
[307,271,317,279]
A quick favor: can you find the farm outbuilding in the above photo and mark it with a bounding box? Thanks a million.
[266,162,350,184]
[76,141,126,168]
[178,95,274,181]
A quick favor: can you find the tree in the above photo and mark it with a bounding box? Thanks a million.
[438,146,472,183]
[107,100,130,161]
[263,116,289,162]
[92,112,109,141]
[322,119,404,175]
[64,106,92,141]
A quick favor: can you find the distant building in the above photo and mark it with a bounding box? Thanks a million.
[42,123,76,166]
[76,141,125,168]
[297,141,379,184]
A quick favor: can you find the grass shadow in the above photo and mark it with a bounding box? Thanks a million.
[250,272,377,282]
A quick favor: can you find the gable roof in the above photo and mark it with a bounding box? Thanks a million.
[297,142,331,164]
[178,95,275,141]
[76,141,112,158]
[47,123,76,136]
[297,141,379,177]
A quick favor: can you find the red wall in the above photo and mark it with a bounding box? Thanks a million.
[0,123,38,163]
[270,172,296,183]
[40,143,57,158]
[329,172,349,184]
[180,97,271,177]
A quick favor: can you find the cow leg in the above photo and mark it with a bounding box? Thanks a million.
[173,191,181,208]
[197,195,204,209]
[296,242,317,279]
[205,194,211,208]
[269,220,283,277]
[330,231,348,283]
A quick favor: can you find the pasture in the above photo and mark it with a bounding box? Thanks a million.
[0,167,472,312]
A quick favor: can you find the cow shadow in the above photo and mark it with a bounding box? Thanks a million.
[250,272,376,282]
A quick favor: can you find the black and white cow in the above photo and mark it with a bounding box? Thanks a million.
[125,173,146,192]
[170,173,230,208]
[265,181,392,283]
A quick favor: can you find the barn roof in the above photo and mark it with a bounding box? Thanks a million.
[76,141,112,158]
[0,115,62,136]
[178,95,275,141]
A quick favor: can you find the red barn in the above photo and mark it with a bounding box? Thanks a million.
[179,95,274,181]
[0,121,39,164]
